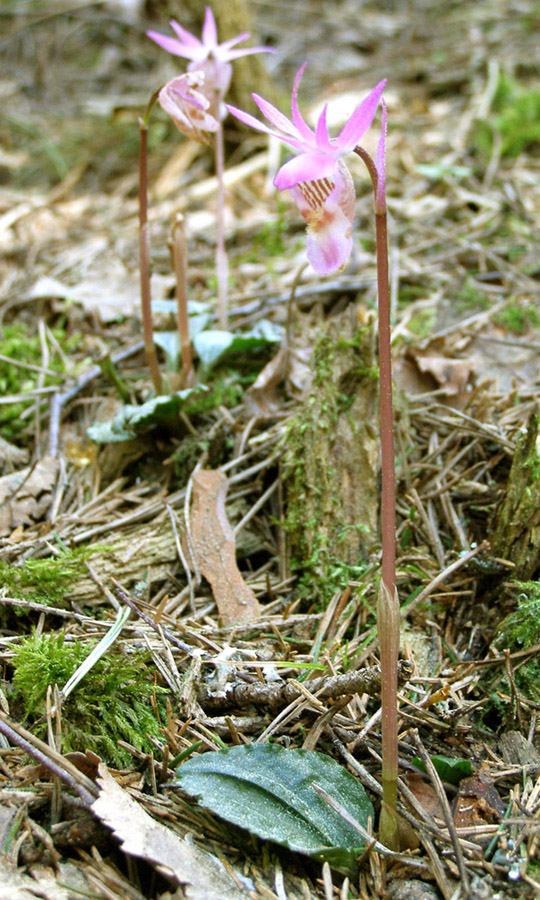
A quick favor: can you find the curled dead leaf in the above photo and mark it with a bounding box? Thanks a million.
[186,470,261,625]
[0,456,59,537]
[92,764,249,900]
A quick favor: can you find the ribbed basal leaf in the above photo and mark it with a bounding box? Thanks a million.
[174,744,373,873]
[87,387,207,444]
[193,320,282,370]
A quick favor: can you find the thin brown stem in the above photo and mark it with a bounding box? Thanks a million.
[138,117,162,393]
[214,122,228,330]
[0,713,98,805]
[354,144,399,850]
[171,215,193,386]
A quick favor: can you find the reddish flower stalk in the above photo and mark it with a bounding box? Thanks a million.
[229,70,399,847]
[139,95,163,394]
[354,109,400,851]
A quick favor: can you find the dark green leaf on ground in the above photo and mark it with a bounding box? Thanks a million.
[173,743,374,873]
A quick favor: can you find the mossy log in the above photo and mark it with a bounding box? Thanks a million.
[65,518,178,604]
[490,412,540,579]
[66,512,261,605]
[283,307,379,601]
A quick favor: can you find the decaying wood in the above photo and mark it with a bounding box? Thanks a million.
[199,660,414,711]
[187,469,261,625]
[490,412,540,579]
[64,518,179,603]
[284,306,379,594]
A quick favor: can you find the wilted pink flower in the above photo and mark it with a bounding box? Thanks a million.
[148,6,274,106]
[158,72,218,143]
[226,65,386,275]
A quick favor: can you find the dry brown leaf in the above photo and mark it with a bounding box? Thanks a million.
[413,353,475,395]
[244,340,288,418]
[92,764,250,900]
[452,773,505,831]
[0,437,29,472]
[0,456,59,537]
[0,856,86,900]
[403,771,445,820]
[187,470,261,625]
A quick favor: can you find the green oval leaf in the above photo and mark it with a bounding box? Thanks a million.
[87,387,207,444]
[193,321,282,370]
[173,743,373,873]
[412,754,473,786]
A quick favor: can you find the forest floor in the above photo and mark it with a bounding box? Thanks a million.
[2,1,540,898]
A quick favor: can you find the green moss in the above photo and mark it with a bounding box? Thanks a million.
[0,323,78,439]
[406,308,436,339]
[493,301,540,334]
[495,583,540,651]
[245,200,289,261]
[473,73,540,159]
[0,546,99,608]
[454,280,491,313]
[12,631,167,766]
[489,583,540,709]
[171,435,209,488]
[283,319,377,605]
[184,368,255,416]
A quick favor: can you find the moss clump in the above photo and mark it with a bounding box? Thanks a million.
[495,583,540,652]
[12,631,167,766]
[473,73,540,160]
[490,413,540,578]
[0,323,79,439]
[493,301,540,335]
[491,583,540,706]
[0,547,98,608]
[454,280,491,313]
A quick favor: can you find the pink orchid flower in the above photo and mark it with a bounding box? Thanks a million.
[148,6,274,104]
[226,66,386,275]
[158,72,218,144]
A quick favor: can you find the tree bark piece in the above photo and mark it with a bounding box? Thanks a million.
[490,412,540,579]
[199,659,414,711]
[284,307,379,600]
[187,469,261,625]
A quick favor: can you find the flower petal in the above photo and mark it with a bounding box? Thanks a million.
[335,79,386,151]
[169,19,203,49]
[158,75,218,142]
[289,160,355,274]
[201,6,218,47]
[290,64,314,142]
[223,46,276,59]
[274,151,337,190]
[315,104,334,153]
[225,103,279,135]
[147,30,200,60]
[219,32,251,51]
[252,94,299,138]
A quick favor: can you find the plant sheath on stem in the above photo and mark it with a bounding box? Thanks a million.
[138,108,162,394]
[171,214,193,386]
